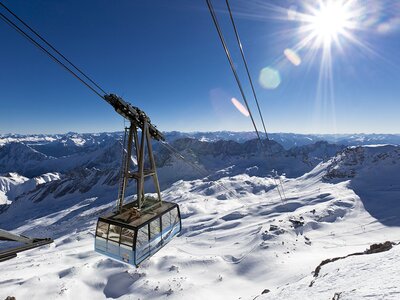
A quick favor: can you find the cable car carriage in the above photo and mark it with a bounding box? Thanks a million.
[94,95,181,266]
[95,200,181,266]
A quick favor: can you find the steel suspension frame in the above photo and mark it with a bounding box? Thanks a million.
[117,121,162,215]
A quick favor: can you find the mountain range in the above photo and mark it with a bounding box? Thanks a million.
[0,132,399,299]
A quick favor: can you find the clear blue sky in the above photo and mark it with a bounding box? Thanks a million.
[1,0,399,134]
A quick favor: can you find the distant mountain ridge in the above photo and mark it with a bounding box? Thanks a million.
[0,132,346,210]
[0,136,343,179]
[0,131,397,215]
[1,132,399,151]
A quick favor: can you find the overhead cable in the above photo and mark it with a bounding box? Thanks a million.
[206,0,287,200]
[225,0,269,140]
[225,0,287,200]
[0,2,107,96]
[0,9,105,99]
[205,0,262,144]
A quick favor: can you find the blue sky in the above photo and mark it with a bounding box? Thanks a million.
[1,0,399,134]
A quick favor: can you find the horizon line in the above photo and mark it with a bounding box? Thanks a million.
[1,130,400,136]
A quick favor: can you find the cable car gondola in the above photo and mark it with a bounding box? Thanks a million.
[94,94,181,266]
[95,201,181,265]
[0,4,183,265]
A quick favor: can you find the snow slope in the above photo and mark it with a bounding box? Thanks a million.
[0,144,399,299]
[259,243,400,300]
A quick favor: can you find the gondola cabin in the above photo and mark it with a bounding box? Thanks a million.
[95,201,181,266]
[93,95,182,266]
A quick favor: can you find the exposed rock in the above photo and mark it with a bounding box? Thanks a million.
[261,289,270,294]
[332,292,342,300]
[312,241,396,282]
[365,241,393,254]
[289,218,304,228]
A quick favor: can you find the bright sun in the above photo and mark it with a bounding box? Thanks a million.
[299,0,358,50]
[279,0,368,131]
[311,2,350,45]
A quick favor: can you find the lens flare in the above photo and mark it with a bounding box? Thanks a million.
[259,67,281,89]
[222,0,398,132]
[231,97,250,117]
[284,49,301,66]
[289,0,366,133]
[298,0,361,51]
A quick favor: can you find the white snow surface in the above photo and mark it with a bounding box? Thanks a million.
[0,172,60,205]
[0,173,29,204]
[260,244,400,299]
[0,145,399,299]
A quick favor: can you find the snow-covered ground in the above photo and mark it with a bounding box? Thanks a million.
[0,172,60,205]
[260,242,400,299]
[0,144,399,299]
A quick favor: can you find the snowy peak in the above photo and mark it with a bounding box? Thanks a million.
[22,168,117,203]
[0,172,29,205]
[0,172,29,191]
[34,172,61,185]
[0,172,61,205]
[324,145,400,180]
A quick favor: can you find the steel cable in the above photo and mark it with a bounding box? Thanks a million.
[0,2,107,95]
[205,0,287,201]
[225,0,269,141]
[0,12,105,99]
[205,0,262,144]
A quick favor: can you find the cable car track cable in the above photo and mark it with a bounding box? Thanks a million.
[205,0,262,144]
[1,2,285,201]
[224,0,287,200]
[0,12,105,99]
[0,2,107,96]
[225,0,269,141]
[205,0,287,201]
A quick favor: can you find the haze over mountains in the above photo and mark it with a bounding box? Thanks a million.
[0,132,399,299]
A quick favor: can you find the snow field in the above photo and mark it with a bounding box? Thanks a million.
[1,145,399,299]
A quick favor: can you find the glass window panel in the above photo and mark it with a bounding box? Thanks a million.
[170,208,179,225]
[120,227,135,246]
[149,218,161,239]
[96,221,109,239]
[137,225,149,248]
[108,224,121,242]
[162,212,172,229]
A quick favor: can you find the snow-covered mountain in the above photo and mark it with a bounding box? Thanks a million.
[164,132,400,148]
[0,172,29,205]
[0,134,340,180]
[1,132,399,151]
[0,172,60,206]
[0,136,344,212]
[0,133,399,299]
